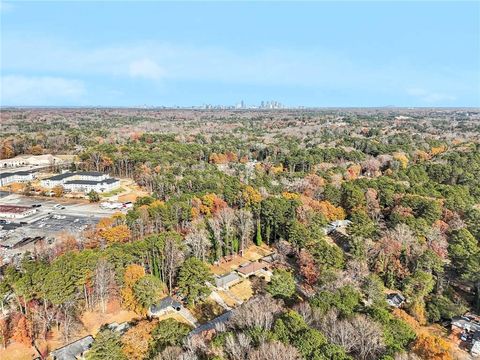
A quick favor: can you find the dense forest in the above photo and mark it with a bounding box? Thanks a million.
[0,108,479,359]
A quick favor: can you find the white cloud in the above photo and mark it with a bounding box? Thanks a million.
[1,75,85,105]
[1,35,475,104]
[129,58,165,80]
[406,88,456,104]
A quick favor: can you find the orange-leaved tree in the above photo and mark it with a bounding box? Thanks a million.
[121,264,145,314]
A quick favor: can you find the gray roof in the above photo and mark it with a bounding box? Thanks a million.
[215,272,240,288]
[261,253,280,263]
[387,293,405,307]
[150,296,182,314]
[0,170,36,179]
[50,335,94,360]
[45,171,107,182]
[107,321,131,334]
[76,171,105,176]
[65,178,118,186]
[189,311,233,336]
[451,316,480,332]
[46,172,74,181]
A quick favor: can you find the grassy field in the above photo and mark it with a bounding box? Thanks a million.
[100,187,126,197]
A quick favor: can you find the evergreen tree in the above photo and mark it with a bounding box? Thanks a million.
[177,258,213,305]
[86,329,126,360]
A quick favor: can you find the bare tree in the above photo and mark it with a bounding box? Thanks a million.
[236,209,253,255]
[365,188,381,221]
[93,259,116,313]
[394,353,421,360]
[362,158,381,177]
[387,224,424,268]
[224,332,251,360]
[59,300,80,343]
[248,341,301,360]
[218,208,236,256]
[154,346,183,360]
[208,216,223,260]
[163,235,185,294]
[293,301,315,326]
[351,315,385,360]
[89,152,102,172]
[229,295,283,331]
[185,226,210,262]
[316,309,357,353]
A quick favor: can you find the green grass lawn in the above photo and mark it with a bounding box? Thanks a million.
[100,187,126,197]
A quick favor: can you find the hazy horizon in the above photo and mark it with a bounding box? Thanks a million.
[1,1,479,107]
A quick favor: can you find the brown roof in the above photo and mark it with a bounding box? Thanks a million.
[237,261,268,275]
[0,205,33,214]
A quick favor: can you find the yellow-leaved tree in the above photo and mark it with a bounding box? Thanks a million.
[121,264,145,314]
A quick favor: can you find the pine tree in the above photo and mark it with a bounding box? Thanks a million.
[86,329,126,360]
[256,218,263,245]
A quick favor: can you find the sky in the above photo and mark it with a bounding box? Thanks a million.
[1,1,479,107]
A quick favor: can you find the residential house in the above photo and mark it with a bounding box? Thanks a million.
[236,260,269,278]
[471,331,480,356]
[49,335,94,360]
[387,293,406,308]
[148,296,182,318]
[261,252,280,264]
[215,272,241,290]
[451,315,480,333]
[189,310,233,337]
[107,321,131,334]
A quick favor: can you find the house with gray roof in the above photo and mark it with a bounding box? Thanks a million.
[386,293,405,308]
[49,335,94,360]
[148,296,182,318]
[189,310,233,337]
[215,272,240,290]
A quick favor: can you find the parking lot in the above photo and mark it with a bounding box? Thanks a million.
[0,193,120,262]
[0,193,118,220]
[29,214,99,235]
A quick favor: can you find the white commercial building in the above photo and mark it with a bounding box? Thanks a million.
[0,154,70,169]
[63,178,120,193]
[0,170,37,187]
[41,171,120,193]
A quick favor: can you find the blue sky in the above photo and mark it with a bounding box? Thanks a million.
[1,1,479,107]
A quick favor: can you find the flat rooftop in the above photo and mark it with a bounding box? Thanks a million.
[64,178,119,185]
[0,205,33,214]
[45,171,109,181]
[0,170,37,178]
